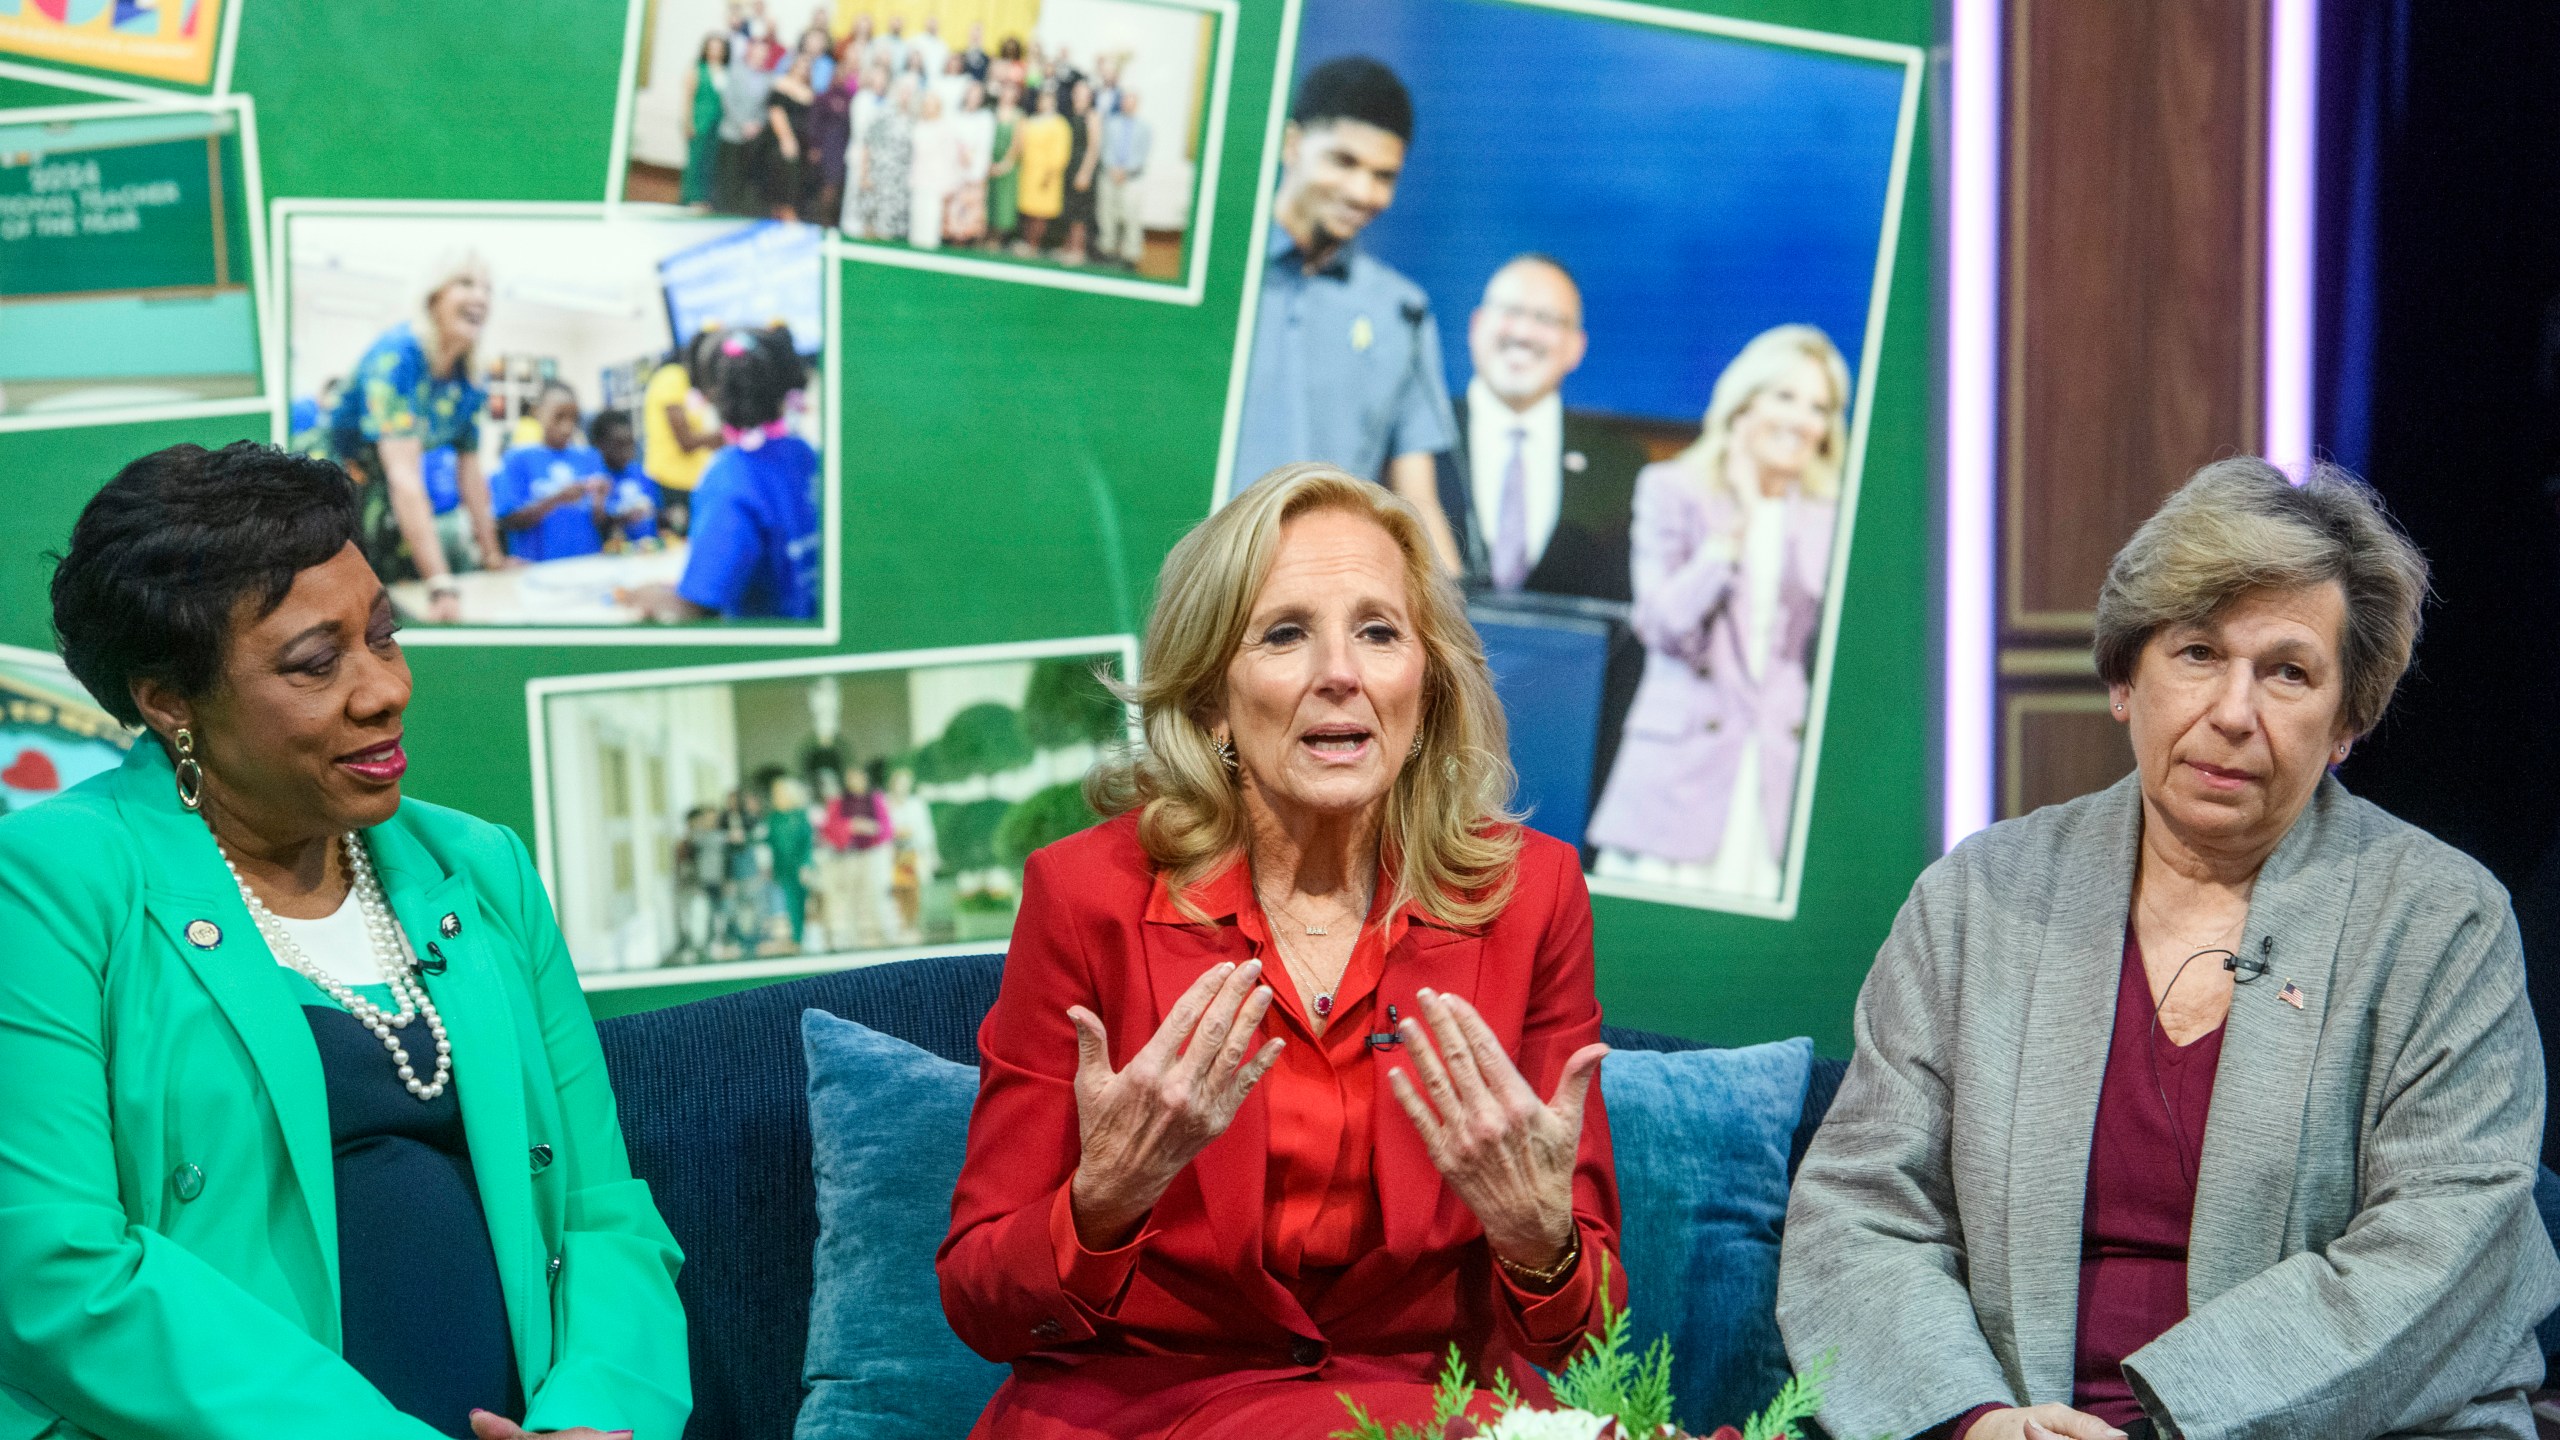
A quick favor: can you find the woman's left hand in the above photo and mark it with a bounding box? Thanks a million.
[1387,987,1607,1281]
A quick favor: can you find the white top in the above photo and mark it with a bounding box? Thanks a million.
[268,889,387,989]
[1739,480,1790,681]
[1466,379,1562,573]
[953,106,996,180]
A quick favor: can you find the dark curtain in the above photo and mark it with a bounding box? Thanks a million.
[2318,0,2560,1162]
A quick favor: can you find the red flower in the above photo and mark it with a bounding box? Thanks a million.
[1707,1428,1744,1440]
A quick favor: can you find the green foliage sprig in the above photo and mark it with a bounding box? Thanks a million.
[1330,1343,1480,1440]
[1327,1251,1837,1440]
[1544,1254,1674,1436]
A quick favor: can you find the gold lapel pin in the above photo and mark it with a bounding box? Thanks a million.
[185,919,221,949]
[1350,315,1375,352]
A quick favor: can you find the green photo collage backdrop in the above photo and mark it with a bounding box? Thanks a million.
[0,0,1937,1049]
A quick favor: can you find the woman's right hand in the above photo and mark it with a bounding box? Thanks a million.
[1966,1406,2127,1440]
[1065,960,1281,1250]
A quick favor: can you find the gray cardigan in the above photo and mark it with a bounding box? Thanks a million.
[1777,773,2558,1440]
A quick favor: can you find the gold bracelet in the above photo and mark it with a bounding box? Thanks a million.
[1494,1228,1581,1289]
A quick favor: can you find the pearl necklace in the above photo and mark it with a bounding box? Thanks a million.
[218,831,453,1102]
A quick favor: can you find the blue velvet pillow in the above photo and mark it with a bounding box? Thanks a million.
[1600,1037,1813,1435]
[796,1009,1008,1440]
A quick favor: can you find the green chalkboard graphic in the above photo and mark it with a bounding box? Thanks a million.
[0,129,233,299]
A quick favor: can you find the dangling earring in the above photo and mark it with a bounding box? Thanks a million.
[1212,732,1238,774]
[172,727,204,812]
[1408,732,1425,759]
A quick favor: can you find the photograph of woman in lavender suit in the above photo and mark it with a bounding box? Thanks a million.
[1584,324,1850,903]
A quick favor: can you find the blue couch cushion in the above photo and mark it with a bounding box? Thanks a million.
[796,1009,1008,1439]
[1602,1036,1813,1436]
[596,953,1007,1440]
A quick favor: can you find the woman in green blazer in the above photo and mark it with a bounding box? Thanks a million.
[0,442,689,1439]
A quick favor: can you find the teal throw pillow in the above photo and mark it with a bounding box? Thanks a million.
[1601,1037,1813,1435]
[796,1008,1007,1440]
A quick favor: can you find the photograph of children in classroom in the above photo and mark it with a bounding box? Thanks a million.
[537,646,1131,983]
[280,209,828,629]
[618,0,1225,284]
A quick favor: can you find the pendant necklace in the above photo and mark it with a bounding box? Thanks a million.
[216,828,454,1101]
[1257,882,1371,1020]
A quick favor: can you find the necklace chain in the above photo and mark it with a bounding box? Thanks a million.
[1254,878,1372,1020]
[216,829,453,1102]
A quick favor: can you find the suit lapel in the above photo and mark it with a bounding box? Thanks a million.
[2187,779,2355,1302]
[2002,775,2141,1402]
[364,820,548,1382]
[1138,913,1305,1330]
[1364,923,1484,1263]
[115,750,346,1326]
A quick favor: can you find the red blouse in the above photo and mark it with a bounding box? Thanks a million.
[1051,855,1596,1326]
[1951,929,2223,1439]
[939,815,1624,1440]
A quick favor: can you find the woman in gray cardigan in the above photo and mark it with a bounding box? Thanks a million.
[1779,458,2559,1440]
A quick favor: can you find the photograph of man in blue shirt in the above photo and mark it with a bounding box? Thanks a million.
[1230,55,1461,569]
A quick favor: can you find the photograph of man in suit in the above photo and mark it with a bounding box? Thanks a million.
[1435,254,1649,602]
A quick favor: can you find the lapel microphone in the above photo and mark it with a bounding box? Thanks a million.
[421,941,450,976]
[1367,1003,1403,1052]
[2223,935,2272,982]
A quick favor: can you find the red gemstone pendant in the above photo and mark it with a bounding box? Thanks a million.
[1312,993,1333,1017]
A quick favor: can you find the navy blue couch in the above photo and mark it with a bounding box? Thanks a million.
[596,951,1846,1440]
[599,951,2560,1440]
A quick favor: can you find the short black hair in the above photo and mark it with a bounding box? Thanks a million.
[708,325,808,431]
[1291,55,1412,143]
[536,378,580,411]
[589,408,635,445]
[51,442,362,728]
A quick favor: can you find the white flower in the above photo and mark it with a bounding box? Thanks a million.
[1477,1409,1614,1440]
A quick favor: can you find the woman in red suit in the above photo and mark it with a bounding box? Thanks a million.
[938,462,1624,1439]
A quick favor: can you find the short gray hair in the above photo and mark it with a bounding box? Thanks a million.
[2093,457,2429,737]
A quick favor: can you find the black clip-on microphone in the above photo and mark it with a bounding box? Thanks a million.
[421,940,451,976]
[1368,1003,1403,1052]
[2223,935,2272,982]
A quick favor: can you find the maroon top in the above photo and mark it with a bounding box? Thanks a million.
[1947,929,2223,1439]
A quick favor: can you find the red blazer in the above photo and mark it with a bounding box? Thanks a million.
[937,813,1624,1440]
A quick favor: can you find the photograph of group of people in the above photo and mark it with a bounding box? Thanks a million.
[620,0,1226,286]
[277,207,830,632]
[1228,0,1915,914]
[535,640,1132,983]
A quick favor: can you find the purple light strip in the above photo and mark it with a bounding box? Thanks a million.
[2264,0,2318,478]
[1944,0,2000,848]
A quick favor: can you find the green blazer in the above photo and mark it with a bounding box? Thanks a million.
[0,742,689,1440]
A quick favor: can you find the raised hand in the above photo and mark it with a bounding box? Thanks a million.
[1386,987,1606,1284]
[1065,960,1282,1250]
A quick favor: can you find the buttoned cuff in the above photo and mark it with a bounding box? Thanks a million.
[1493,1228,1603,1346]
[1047,1183,1153,1321]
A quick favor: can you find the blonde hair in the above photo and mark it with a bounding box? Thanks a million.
[2095,457,2429,739]
[1674,323,1851,506]
[1087,463,1523,929]
[414,248,492,380]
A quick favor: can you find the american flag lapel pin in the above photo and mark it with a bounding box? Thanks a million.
[2278,981,2306,1010]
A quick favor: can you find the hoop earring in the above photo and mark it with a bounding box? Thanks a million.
[172,727,205,812]
[1212,733,1238,774]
